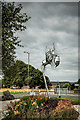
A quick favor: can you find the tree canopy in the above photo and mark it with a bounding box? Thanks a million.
[3,60,51,89]
[78,79,80,84]
[62,83,71,89]
[2,2,30,75]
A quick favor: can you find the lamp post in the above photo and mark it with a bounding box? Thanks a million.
[59,83,61,98]
[24,51,30,93]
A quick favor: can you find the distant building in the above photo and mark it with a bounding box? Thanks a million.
[35,86,39,89]
[50,81,58,89]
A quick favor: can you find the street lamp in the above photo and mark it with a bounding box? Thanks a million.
[59,83,61,98]
[24,51,30,93]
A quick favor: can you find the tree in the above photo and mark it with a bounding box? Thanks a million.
[62,83,71,89]
[78,79,80,84]
[0,2,2,75]
[2,2,31,75]
[3,60,51,88]
[55,82,59,88]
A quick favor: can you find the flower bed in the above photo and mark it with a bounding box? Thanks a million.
[52,100,79,119]
[0,88,52,93]
[2,95,79,120]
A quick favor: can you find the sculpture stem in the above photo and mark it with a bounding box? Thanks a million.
[43,69,50,98]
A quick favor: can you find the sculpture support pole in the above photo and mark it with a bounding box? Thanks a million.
[42,67,49,98]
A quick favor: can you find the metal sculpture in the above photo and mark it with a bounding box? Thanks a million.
[41,43,60,97]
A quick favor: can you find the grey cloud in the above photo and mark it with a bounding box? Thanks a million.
[15,2,78,82]
[22,2,78,17]
[5,0,79,2]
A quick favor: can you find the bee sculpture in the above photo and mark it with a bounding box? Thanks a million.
[42,47,60,69]
[41,44,60,97]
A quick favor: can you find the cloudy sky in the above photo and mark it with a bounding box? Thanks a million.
[14,2,78,83]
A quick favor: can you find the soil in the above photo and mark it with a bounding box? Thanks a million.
[43,99,58,111]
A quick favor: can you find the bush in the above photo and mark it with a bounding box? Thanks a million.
[2,96,79,120]
[74,88,80,94]
[2,94,48,119]
[57,97,80,105]
[52,100,79,120]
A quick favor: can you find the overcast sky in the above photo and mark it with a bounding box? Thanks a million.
[14,2,78,82]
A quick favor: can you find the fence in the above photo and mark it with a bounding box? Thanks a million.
[54,88,68,94]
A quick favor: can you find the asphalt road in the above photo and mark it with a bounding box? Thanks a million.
[0,92,80,100]
[15,92,80,98]
[50,94,80,99]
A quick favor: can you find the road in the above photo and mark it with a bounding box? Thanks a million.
[14,92,80,99]
[0,92,80,99]
[50,93,80,99]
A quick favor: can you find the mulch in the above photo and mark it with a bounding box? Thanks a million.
[43,99,58,111]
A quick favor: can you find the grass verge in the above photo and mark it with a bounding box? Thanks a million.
[50,97,80,105]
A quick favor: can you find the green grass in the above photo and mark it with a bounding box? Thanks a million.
[59,97,80,105]
[50,97,80,105]
[10,91,28,94]
[0,91,28,95]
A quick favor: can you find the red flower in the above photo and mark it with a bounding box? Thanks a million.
[7,104,9,107]
[56,111,58,114]
[21,98,23,100]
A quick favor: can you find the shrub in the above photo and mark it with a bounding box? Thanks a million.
[3,94,48,119]
[2,96,79,120]
[74,88,80,94]
[52,100,79,120]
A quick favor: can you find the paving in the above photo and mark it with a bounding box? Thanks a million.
[73,105,80,120]
[0,99,20,120]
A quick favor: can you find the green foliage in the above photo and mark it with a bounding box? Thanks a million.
[4,95,48,119]
[2,76,11,88]
[2,2,30,75]
[52,100,79,120]
[0,79,2,87]
[74,88,79,91]
[74,88,80,94]
[78,79,80,84]
[3,60,50,88]
[56,85,59,88]
[2,96,79,120]
[22,95,48,107]
[62,83,71,89]
[52,97,80,105]
[55,82,59,88]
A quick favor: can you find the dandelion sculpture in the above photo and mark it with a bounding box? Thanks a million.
[41,43,60,98]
